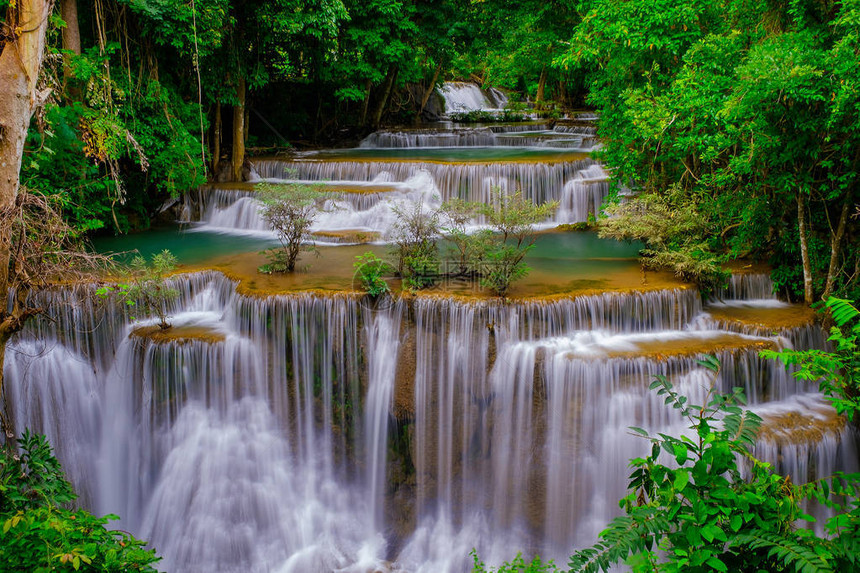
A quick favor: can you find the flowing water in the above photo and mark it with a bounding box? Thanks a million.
[7,115,858,572]
[438,82,509,114]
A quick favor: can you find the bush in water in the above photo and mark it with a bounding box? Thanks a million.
[354,252,391,297]
[258,184,323,274]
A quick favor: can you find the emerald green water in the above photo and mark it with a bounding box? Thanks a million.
[91,225,278,265]
[93,224,642,273]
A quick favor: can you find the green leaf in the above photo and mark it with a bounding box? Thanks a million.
[674,469,690,491]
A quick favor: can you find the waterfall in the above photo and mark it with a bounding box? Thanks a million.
[254,157,598,207]
[6,270,854,572]
[363,301,405,530]
[197,172,442,237]
[359,127,597,150]
[556,164,609,222]
[438,82,508,113]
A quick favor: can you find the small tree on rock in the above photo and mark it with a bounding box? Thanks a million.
[477,189,558,296]
[389,198,441,290]
[258,184,322,273]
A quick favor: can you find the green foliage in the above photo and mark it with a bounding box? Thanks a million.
[440,198,482,276]
[470,549,560,573]
[475,190,558,296]
[98,250,179,329]
[0,431,75,514]
[559,0,859,300]
[568,356,856,573]
[0,432,160,572]
[762,297,860,420]
[353,252,391,297]
[389,200,441,290]
[257,184,322,274]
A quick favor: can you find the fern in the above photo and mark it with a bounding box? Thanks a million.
[825,297,859,327]
[733,531,834,573]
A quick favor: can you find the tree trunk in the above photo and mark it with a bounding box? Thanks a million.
[60,0,81,89]
[360,80,372,126]
[415,63,442,124]
[231,77,246,182]
[536,65,547,105]
[822,196,851,300]
[0,0,51,293]
[212,102,221,174]
[371,67,397,129]
[797,193,814,305]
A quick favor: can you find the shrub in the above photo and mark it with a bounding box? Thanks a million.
[762,297,859,421]
[98,249,179,329]
[354,252,391,297]
[0,431,160,571]
[476,189,558,296]
[470,550,559,572]
[389,199,441,290]
[567,356,860,573]
[440,198,483,276]
[257,184,322,273]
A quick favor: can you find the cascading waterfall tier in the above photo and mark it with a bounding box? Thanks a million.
[253,156,601,208]
[6,270,854,572]
[438,82,508,114]
[359,126,597,150]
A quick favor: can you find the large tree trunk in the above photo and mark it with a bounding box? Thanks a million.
[822,196,851,300]
[797,193,814,305]
[212,102,221,174]
[0,0,51,444]
[0,0,51,292]
[415,63,442,124]
[360,80,372,126]
[535,65,547,105]
[60,0,81,85]
[231,77,246,182]
[371,67,397,129]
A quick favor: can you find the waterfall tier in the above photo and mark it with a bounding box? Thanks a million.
[438,82,509,114]
[6,271,852,572]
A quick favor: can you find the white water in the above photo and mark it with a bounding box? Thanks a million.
[6,272,855,572]
[199,172,442,240]
[438,82,508,114]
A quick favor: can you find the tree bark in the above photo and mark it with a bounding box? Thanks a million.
[231,77,246,182]
[0,0,51,293]
[60,0,81,85]
[212,101,221,174]
[536,65,547,105]
[243,104,250,144]
[360,80,372,126]
[822,196,851,300]
[415,63,442,124]
[0,1,54,447]
[797,193,814,305]
[371,67,397,129]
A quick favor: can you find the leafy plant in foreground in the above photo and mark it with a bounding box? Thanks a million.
[470,549,559,573]
[0,431,160,571]
[567,356,841,573]
[762,297,859,421]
